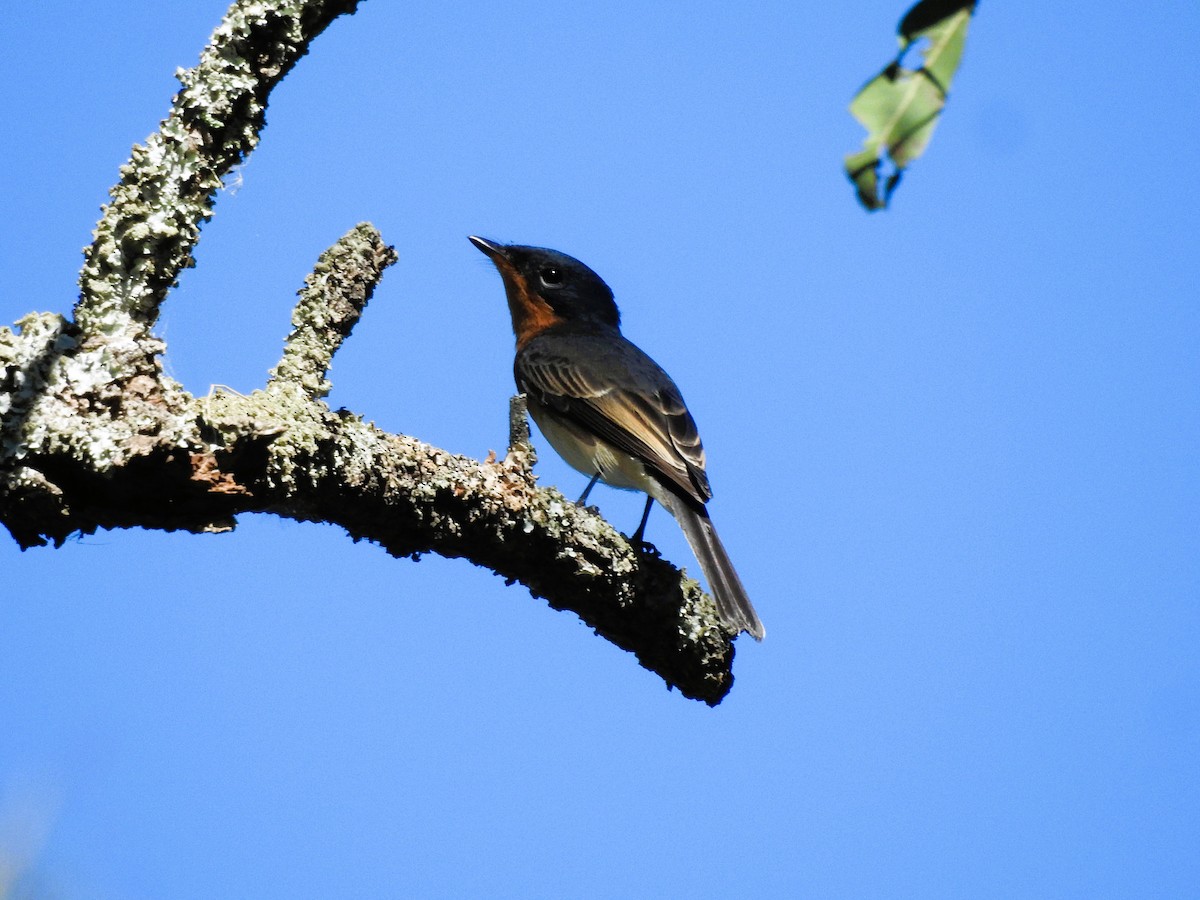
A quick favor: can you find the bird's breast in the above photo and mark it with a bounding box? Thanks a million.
[500,273,563,349]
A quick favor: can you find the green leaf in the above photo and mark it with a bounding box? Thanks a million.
[844,0,978,211]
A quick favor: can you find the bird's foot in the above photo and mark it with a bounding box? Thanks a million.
[629,535,661,558]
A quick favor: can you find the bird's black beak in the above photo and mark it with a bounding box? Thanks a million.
[468,235,507,262]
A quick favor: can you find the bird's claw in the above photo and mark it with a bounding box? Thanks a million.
[630,536,660,557]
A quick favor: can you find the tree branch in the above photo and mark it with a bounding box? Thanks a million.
[77,0,362,338]
[268,222,398,400]
[0,0,745,705]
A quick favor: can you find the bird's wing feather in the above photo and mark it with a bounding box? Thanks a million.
[517,331,711,504]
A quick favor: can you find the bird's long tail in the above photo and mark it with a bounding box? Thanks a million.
[659,493,765,640]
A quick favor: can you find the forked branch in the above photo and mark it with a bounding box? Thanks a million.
[0,0,743,704]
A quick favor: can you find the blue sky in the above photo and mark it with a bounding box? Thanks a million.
[1,1,1197,897]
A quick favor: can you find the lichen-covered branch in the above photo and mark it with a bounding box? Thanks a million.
[76,0,361,338]
[268,223,398,399]
[203,384,738,703]
[0,0,745,705]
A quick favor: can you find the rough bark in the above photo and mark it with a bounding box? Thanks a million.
[0,0,742,705]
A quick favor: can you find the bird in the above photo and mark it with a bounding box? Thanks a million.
[469,235,764,640]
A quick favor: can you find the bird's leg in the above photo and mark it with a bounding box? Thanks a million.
[630,495,655,545]
[576,471,601,506]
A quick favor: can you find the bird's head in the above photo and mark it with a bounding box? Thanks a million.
[469,236,621,344]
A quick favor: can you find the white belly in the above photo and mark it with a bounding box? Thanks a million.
[529,404,656,496]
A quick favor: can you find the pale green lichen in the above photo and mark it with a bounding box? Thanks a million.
[1,314,76,458]
[268,223,397,400]
[0,313,193,471]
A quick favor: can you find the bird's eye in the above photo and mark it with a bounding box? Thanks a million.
[538,267,564,288]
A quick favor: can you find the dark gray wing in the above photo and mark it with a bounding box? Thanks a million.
[516,329,711,505]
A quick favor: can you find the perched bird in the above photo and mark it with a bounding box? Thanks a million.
[469,235,764,640]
